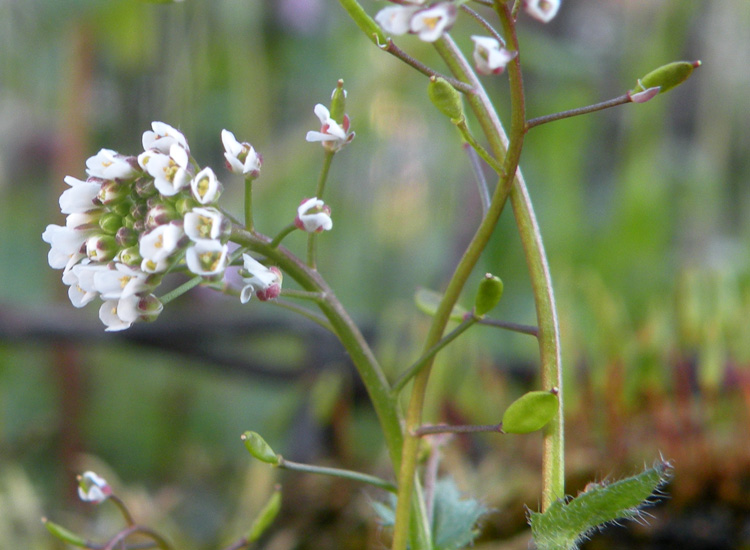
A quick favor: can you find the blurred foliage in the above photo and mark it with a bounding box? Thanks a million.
[1,0,749,548]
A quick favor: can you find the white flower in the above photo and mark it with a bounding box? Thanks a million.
[185,240,229,276]
[77,471,111,503]
[85,149,137,180]
[59,176,101,215]
[142,121,189,155]
[524,0,560,23]
[139,223,184,270]
[409,3,456,42]
[294,197,332,233]
[184,207,224,242]
[42,224,93,269]
[99,293,163,331]
[221,130,262,177]
[471,36,517,75]
[191,167,222,204]
[62,262,104,308]
[240,254,282,304]
[93,263,150,301]
[137,144,191,197]
[305,104,354,152]
[375,5,421,35]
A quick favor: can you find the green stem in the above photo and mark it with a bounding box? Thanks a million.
[413,423,503,436]
[392,316,478,394]
[478,317,539,337]
[271,299,335,333]
[244,177,254,231]
[456,118,504,175]
[158,275,203,305]
[109,495,136,527]
[278,457,397,493]
[270,223,298,248]
[525,94,631,131]
[316,151,335,199]
[306,233,317,268]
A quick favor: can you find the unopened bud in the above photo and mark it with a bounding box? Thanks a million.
[98,213,123,235]
[98,180,130,205]
[241,431,280,465]
[474,273,504,316]
[329,79,347,124]
[428,76,464,122]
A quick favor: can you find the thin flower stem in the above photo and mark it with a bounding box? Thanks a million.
[478,317,539,337]
[279,289,326,302]
[456,118,504,175]
[158,276,203,305]
[461,5,505,45]
[244,177,254,231]
[306,233,317,269]
[270,223,298,248]
[413,423,503,436]
[103,526,172,550]
[277,457,397,493]
[511,0,522,19]
[270,299,334,333]
[316,150,335,199]
[525,94,631,131]
[379,38,476,95]
[109,495,136,527]
[392,316,478,394]
[464,143,491,215]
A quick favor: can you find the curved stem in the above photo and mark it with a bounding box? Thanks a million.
[278,456,397,493]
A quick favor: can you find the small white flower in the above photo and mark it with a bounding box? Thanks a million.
[221,130,262,177]
[240,254,282,304]
[93,263,150,301]
[294,197,332,233]
[184,207,224,242]
[142,121,189,155]
[77,471,111,503]
[86,149,137,180]
[375,5,421,35]
[185,240,229,276]
[62,262,105,308]
[409,3,456,42]
[524,0,560,23]
[139,223,184,267]
[471,36,517,75]
[42,224,94,269]
[59,176,101,215]
[305,104,354,152]
[191,167,222,204]
[138,144,191,197]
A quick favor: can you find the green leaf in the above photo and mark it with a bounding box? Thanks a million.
[432,479,487,550]
[530,461,673,550]
[502,390,558,434]
[246,487,282,542]
[415,288,467,322]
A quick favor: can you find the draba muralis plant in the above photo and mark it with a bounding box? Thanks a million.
[41,0,699,549]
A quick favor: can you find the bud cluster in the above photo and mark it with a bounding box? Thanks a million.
[42,122,231,331]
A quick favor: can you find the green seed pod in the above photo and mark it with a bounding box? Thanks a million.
[502,390,558,434]
[632,60,701,95]
[428,76,464,122]
[242,431,280,465]
[42,518,87,547]
[246,487,282,542]
[474,273,504,317]
[329,79,347,124]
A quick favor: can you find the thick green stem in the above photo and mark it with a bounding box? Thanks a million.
[244,177,254,231]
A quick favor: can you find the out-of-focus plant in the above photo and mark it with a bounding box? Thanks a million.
[39,0,702,548]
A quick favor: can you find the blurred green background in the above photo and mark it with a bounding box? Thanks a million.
[1,1,749,548]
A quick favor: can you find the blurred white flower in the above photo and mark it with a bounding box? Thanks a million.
[409,3,456,42]
[294,197,332,233]
[471,36,516,75]
[77,472,111,503]
[191,167,223,204]
[306,104,354,152]
[185,239,229,276]
[524,0,560,23]
[240,255,282,304]
[86,149,137,180]
[142,121,189,155]
[221,130,262,177]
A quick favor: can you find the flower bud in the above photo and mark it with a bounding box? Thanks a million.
[85,235,118,262]
[110,201,132,219]
[428,76,464,122]
[474,273,504,316]
[241,431,280,465]
[134,176,157,198]
[116,245,142,266]
[329,80,347,125]
[502,390,558,434]
[42,518,88,547]
[98,213,123,235]
[77,471,112,503]
[246,487,282,542]
[98,180,130,205]
[115,227,138,248]
[631,60,701,96]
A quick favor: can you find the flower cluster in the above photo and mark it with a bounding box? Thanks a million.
[375,2,457,43]
[43,122,233,331]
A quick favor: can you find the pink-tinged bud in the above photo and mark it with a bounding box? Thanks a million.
[294,197,332,233]
[256,267,283,301]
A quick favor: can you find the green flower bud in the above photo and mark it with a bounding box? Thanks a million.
[115,227,138,248]
[329,79,347,124]
[42,518,87,547]
[502,389,558,434]
[242,431,280,465]
[174,196,195,216]
[631,60,701,96]
[428,76,464,122]
[117,245,141,266]
[474,273,504,317]
[98,213,123,235]
[110,200,133,219]
[134,176,157,198]
[246,487,282,542]
[98,180,131,205]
